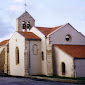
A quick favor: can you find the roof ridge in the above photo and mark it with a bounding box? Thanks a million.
[36,25,63,29]
[36,25,63,36]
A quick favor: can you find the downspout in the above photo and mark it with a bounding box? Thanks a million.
[29,40,31,75]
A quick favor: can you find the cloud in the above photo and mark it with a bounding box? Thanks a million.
[0,17,14,38]
[0,33,13,42]
[0,0,85,43]
[6,5,24,12]
[14,0,24,3]
[0,0,25,41]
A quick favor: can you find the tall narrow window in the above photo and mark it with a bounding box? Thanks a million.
[62,62,65,75]
[33,44,38,55]
[16,47,19,65]
[41,52,44,60]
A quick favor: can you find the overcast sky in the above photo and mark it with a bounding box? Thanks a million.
[0,0,85,41]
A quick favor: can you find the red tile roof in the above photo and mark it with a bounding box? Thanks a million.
[36,25,63,36]
[55,45,85,58]
[0,39,9,46]
[18,32,41,40]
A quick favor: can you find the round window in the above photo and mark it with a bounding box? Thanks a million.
[65,35,71,41]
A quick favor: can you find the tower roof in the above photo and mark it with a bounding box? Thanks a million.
[17,11,35,21]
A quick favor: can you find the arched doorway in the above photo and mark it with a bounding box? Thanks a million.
[62,62,65,75]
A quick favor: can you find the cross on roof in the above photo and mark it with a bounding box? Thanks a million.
[24,0,27,11]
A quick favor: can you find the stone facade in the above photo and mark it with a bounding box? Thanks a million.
[46,46,53,76]
[24,45,29,76]
[46,36,53,76]
[0,47,5,72]
[16,11,35,32]
[0,44,9,74]
[4,44,9,74]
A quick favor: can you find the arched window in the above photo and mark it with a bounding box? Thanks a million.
[62,62,65,75]
[33,44,38,55]
[16,47,19,65]
[41,52,44,60]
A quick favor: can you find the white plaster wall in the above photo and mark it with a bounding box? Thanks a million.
[30,27,47,75]
[26,40,41,75]
[53,46,74,77]
[9,32,25,76]
[75,59,85,77]
[50,24,85,45]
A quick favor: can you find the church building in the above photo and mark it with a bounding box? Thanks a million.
[0,11,85,78]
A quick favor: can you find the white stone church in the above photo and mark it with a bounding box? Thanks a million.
[0,11,85,78]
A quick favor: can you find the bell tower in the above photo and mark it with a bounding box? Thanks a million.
[16,11,35,32]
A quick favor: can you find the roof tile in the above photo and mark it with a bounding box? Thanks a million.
[36,25,63,36]
[55,45,85,58]
[0,40,9,46]
[18,31,41,40]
